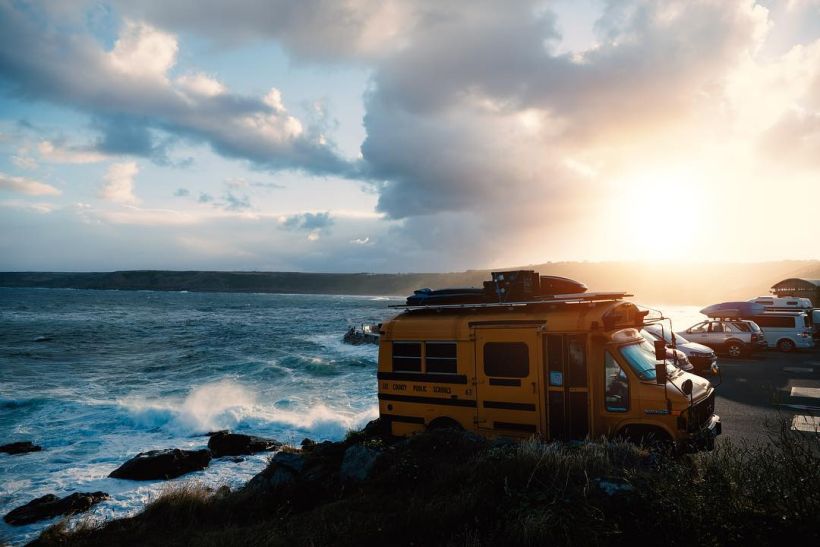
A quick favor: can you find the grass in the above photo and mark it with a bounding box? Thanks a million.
[31,421,820,546]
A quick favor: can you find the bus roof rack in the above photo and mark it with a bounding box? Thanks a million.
[389,291,632,311]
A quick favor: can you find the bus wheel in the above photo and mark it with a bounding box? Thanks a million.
[427,417,463,432]
[777,339,795,353]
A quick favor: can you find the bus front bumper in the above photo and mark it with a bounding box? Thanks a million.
[686,414,721,452]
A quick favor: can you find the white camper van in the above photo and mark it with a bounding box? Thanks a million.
[744,312,814,352]
[749,296,812,312]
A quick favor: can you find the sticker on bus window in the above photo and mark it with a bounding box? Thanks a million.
[550,371,563,386]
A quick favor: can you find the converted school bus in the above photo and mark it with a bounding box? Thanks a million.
[377,293,721,450]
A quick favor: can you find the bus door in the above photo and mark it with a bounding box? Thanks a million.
[474,327,543,437]
[545,334,589,440]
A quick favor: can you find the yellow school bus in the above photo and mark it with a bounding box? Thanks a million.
[377,293,721,450]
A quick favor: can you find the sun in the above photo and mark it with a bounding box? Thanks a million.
[607,169,704,260]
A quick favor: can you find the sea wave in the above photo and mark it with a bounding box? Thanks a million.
[115,380,378,440]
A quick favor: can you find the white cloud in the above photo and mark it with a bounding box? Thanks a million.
[0,6,354,175]
[38,141,107,164]
[11,155,38,170]
[107,19,177,80]
[0,172,61,196]
[176,72,226,97]
[100,162,140,204]
[0,199,56,213]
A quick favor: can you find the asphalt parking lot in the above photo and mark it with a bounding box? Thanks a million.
[710,346,820,445]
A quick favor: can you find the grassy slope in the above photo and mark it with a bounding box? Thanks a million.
[34,424,820,547]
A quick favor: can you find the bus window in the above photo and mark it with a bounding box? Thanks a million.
[484,342,529,377]
[392,342,421,372]
[425,342,457,373]
[604,352,629,412]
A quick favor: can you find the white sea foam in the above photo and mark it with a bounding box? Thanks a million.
[249,403,379,440]
[118,380,258,434]
[117,380,378,439]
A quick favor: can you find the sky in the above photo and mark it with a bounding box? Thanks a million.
[0,0,818,273]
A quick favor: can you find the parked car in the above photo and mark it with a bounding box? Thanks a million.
[643,323,718,375]
[640,329,695,372]
[742,312,814,352]
[679,319,767,358]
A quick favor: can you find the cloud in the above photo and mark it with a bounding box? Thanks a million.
[2,1,819,270]
[100,161,140,204]
[281,211,334,231]
[0,172,61,196]
[0,5,356,175]
[173,187,190,197]
[38,140,108,164]
[11,154,37,170]
[221,191,251,211]
[115,0,418,61]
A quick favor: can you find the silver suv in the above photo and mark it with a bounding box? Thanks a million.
[678,319,767,358]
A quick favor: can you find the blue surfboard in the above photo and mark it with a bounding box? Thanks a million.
[700,301,766,318]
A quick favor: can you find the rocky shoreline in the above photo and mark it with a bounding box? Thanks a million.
[8,420,820,546]
[2,431,285,528]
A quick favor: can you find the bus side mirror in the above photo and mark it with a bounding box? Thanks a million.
[682,379,693,396]
[655,363,667,385]
[654,340,666,361]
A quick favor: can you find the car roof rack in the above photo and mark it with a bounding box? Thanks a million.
[389,291,632,311]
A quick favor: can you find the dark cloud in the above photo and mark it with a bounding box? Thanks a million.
[113,0,419,62]
[197,192,213,203]
[355,0,768,224]
[282,211,333,231]
[173,187,189,197]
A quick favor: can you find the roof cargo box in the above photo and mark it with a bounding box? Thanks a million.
[406,287,486,306]
[491,270,540,302]
[538,276,588,296]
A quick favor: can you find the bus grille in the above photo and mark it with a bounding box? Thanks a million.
[689,392,715,429]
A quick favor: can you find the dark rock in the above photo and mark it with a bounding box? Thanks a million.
[272,451,305,473]
[300,438,316,450]
[310,440,347,461]
[3,491,109,526]
[207,431,281,457]
[339,444,380,482]
[0,441,42,455]
[245,451,305,492]
[205,429,229,437]
[362,418,387,437]
[228,456,245,463]
[109,448,211,480]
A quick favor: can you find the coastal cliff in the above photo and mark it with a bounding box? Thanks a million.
[2,260,819,305]
[31,421,820,546]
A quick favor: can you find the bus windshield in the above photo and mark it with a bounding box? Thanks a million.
[619,339,674,381]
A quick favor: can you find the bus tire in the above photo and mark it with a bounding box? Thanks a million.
[427,417,463,432]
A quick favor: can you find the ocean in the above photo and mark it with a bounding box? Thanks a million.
[0,288,706,545]
[0,288,400,545]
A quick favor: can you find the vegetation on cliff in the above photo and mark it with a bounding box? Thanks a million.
[32,421,820,546]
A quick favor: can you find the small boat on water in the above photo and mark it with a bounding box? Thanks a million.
[343,323,380,346]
